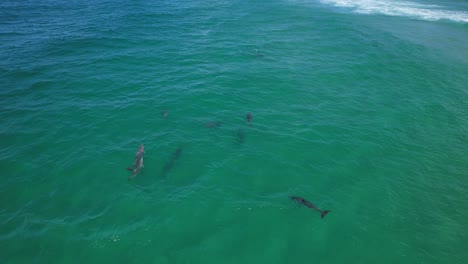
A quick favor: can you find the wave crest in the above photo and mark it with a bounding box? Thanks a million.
[319,0,468,23]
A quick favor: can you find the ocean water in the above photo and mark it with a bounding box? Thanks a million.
[1,0,467,263]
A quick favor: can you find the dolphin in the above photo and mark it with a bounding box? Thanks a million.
[162,146,183,177]
[162,110,168,118]
[129,156,144,180]
[236,128,245,144]
[290,196,330,219]
[127,144,144,171]
[254,49,264,58]
[246,113,253,123]
[205,121,222,128]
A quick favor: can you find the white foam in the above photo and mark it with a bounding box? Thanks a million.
[319,0,468,23]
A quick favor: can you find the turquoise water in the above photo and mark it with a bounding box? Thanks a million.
[1,0,468,263]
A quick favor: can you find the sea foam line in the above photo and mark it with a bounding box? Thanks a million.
[319,0,468,23]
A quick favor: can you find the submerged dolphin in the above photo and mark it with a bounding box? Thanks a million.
[246,113,253,123]
[162,110,168,118]
[129,156,144,180]
[162,146,183,177]
[290,196,330,219]
[205,121,222,128]
[127,144,144,171]
[236,128,245,144]
[254,49,264,58]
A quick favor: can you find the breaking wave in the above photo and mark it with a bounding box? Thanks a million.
[319,0,468,23]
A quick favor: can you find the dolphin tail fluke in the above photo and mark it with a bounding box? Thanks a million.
[321,210,330,219]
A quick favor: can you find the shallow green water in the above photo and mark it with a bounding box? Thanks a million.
[1,0,467,263]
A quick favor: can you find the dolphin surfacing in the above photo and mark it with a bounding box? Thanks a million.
[290,196,330,219]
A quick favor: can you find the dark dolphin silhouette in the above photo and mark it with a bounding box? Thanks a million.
[127,144,144,171]
[246,113,253,123]
[162,146,183,177]
[290,196,330,219]
[254,49,264,58]
[129,156,144,180]
[127,144,144,180]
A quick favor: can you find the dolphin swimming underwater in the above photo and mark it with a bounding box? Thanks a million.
[127,144,144,179]
[127,144,144,170]
[162,146,183,177]
[129,156,144,180]
[290,196,330,219]
[205,121,222,128]
[236,128,245,144]
[246,113,253,123]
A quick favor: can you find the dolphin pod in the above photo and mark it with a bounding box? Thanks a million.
[125,113,332,219]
